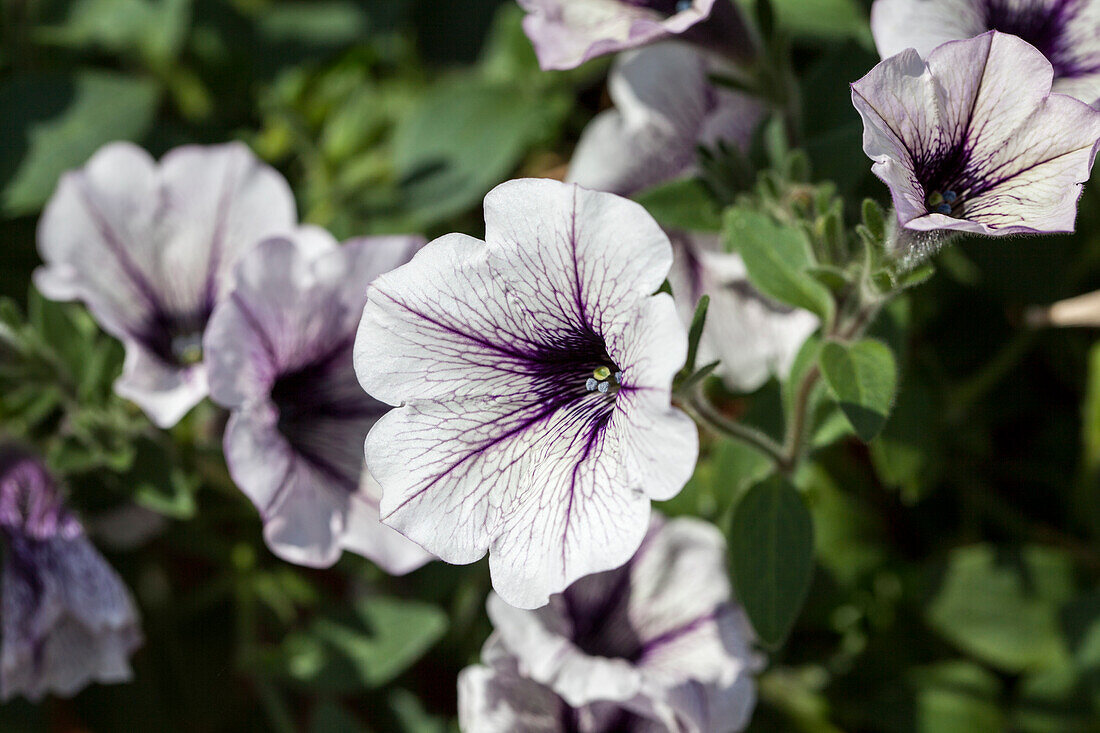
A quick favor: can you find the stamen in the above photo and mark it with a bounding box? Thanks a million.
[935,203,952,215]
[675,0,692,11]
[171,333,203,366]
[585,378,599,392]
[614,371,623,384]
[943,190,957,203]
[597,381,610,394]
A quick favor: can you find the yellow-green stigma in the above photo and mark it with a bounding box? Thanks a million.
[593,366,612,381]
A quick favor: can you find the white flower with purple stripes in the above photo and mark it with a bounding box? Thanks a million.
[458,515,760,732]
[354,178,698,609]
[871,0,1100,104]
[204,230,433,573]
[36,142,300,428]
[852,31,1100,238]
[518,0,754,71]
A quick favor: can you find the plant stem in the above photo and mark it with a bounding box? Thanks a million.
[683,392,788,470]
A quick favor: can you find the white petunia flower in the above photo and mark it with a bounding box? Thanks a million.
[354,178,698,609]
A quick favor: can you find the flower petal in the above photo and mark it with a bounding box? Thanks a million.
[870,0,984,60]
[36,141,298,426]
[667,233,818,391]
[518,0,718,70]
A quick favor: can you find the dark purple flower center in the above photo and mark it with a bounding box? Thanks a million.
[560,704,648,733]
[981,0,1100,80]
[270,339,383,492]
[136,306,211,368]
[913,140,986,219]
[524,328,623,416]
[562,567,643,662]
[621,0,695,16]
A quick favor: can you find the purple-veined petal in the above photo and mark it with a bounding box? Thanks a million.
[208,232,431,573]
[567,43,764,197]
[356,179,697,608]
[36,142,299,427]
[474,515,760,731]
[852,31,1100,236]
[518,0,720,70]
[871,0,1100,104]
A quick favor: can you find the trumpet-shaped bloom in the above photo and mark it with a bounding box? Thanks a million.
[0,447,142,701]
[36,142,299,428]
[204,231,432,573]
[852,32,1100,237]
[871,0,1100,104]
[667,233,818,391]
[355,178,698,609]
[567,43,764,197]
[458,515,760,732]
[518,0,754,70]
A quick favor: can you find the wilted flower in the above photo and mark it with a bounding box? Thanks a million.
[355,178,698,609]
[204,231,433,573]
[0,446,142,701]
[667,233,818,392]
[36,142,300,428]
[518,0,754,71]
[852,32,1100,239]
[567,43,764,197]
[871,0,1100,104]
[458,515,760,732]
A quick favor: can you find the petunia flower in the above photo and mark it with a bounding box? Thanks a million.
[851,31,1100,238]
[566,42,765,198]
[354,178,698,609]
[518,0,754,71]
[0,446,142,701]
[458,515,760,732]
[566,46,810,391]
[204,230,433,573]
[666,232,818,392]
[870,0,1100,104]
[36,142,300,428]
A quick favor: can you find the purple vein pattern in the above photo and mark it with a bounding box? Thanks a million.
[518,0,753,70]
[204,231,433,573]
[667,232,819,392]
[35,142,299,428]
[458,515,760,732]
[354,178,698,609]
[871,0,1100,104]
[852,31,1100,237]
[566,42,764,198]
[0,446,142,702]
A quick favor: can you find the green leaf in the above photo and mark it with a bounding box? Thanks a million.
[862,198,886,241]
[926,545,1072,673]
[35,0,191,64]
[739,0,872,44]
[309,597,448,689]
[684,295,710,374]
[909,661,1006,733]
[634,177,723,232]
[818,338,898,441]
[723,207,835,321]
[728,474,815,647]
[392,77,569,226]
[0,71,160,216]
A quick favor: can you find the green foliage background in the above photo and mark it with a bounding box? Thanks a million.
[3,0,1100,730]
